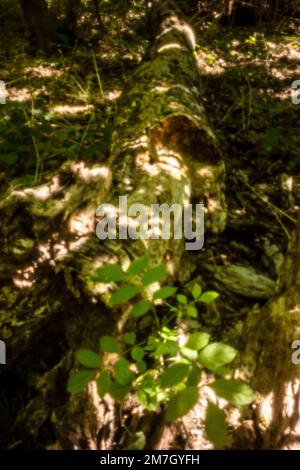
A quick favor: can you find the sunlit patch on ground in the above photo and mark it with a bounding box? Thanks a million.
[51,104,94,116]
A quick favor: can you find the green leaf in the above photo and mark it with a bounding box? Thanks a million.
[1,152,18,166]
[109,381,131,401]
[114,358,134,385]
[187,365,202,386]
[126,431,146,450]
[141,265,168,286]
[109,286,140,305]
[136,359,147,373]
[210,379,255,405]
[181,347,198,361]
[127,255,150,277]
[192,283,202,299]
[67,370,97,394]
[75,349,102,368]
[99,336,120,353]
[213,366,232,378]
[92,264,125,283]
[263,128,283,149]
[130,300,151,318]
[199,291,219,304]
[140,374,156,393]
[137,389,157,411]
[131,346,144,362]
[198,343,237,372]
[153,286,177,300]
[154,341,178,357]
[124,332,136,345]
[177,294,187,305]
[165,387,199,422]
[160,363,190,389]
[97,371,111,398]
[186,332,210,351]
[186,305,198,318]
[205,403,228,449]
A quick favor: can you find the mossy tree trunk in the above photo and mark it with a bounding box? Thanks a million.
[236,213,300,449]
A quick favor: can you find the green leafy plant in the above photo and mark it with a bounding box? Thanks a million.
[67,256,255,449]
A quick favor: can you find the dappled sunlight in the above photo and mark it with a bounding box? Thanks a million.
[13,176,61,201]
[158,153,187,181]
[24,65,63,79]
[51,104,94,116]
[69,207,95,237]
[157,43,185,53]
[7,87,32,103]
[260,391,274,428]
[158,14,196,51]
[69,161,111,183]
[106,89,122,101]
[13,265,35,289]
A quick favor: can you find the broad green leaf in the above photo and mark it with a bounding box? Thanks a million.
[187,365,202,387]
[154,340,178,357]
[109,381,131,401]
[186,305,198,318]
[141,265,168,286]
[160,363,190,389]
[124,332,136,345]
[177,294,187,304]
[198,343,237,372]
[109,286,140,305]
[160,326,177,339]
[153,286,177,300]
[131,346,144,362]
[99,335,120,353]
[130,300,151,318]
[1,152,18,166]
[199,291,219,304]
[75,349,102,368]
[165,387,199,422]
[136,359,147,373]
[127,255,150,277]
[126,431,146,450]
[145,336,159,352]
[140,374,156,393]
[213,366,233,378]
[205,403,228,449]
[97,371,111,398]
[114,358,134,385]
[186,332,210,351]
[181,347,198,361]
[192,283,202,299]
[210,379,256,405]
[92,264,125,283]
[67,370,97,394]
[137,389,157,411]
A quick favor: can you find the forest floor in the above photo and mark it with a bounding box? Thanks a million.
[0,3,300,449]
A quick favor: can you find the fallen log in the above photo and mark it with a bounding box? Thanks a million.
[0,0,225,449]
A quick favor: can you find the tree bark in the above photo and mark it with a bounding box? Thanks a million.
[20,0,56,54]
[61,0,81,45]
[91,0,105,30]
[236,212,300,449]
